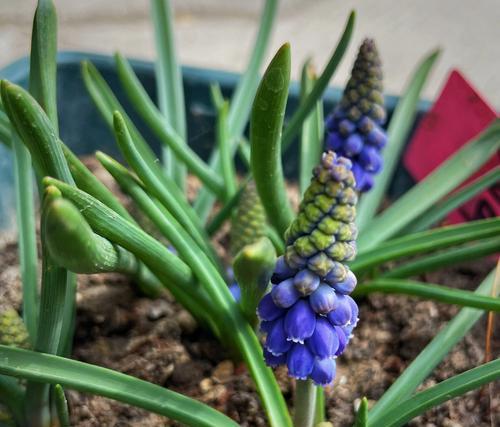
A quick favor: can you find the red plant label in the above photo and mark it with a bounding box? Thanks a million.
[404,69,499,225]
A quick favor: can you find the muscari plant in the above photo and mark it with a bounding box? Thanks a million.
[0,1,499,427]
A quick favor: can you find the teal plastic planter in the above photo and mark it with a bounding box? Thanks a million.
[0,51,430,230]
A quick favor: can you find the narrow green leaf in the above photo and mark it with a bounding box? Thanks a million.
[11,132,38,342]
[82,62,208,246]
[281,11,356,151]
[357,49,440,229]
[114,53,225,198]
[354,278,500,311]
[227,0,278,139]
[25,186,68,427]
[370,359,500,427]
[358,120,500,251]
[251,43,294,236]
[351,218,500,274]
[61,144,164,297]
[354,397,369,427]
[29,0,58,132]
[299,61,324,196]
[54,385,70,427]
[211,85,236,199]
[61,144,135,222]
[111,111,220,267]
[0,346,239,427]
[368,270,497,422]
[404,166,500,233]
[0,81,73,183]
[195,0,278,222]
[150,0,187,187]
[382,237,500,278]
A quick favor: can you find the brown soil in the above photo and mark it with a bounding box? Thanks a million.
[0,159,498,426]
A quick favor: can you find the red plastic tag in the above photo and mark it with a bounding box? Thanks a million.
[404,69,499,225]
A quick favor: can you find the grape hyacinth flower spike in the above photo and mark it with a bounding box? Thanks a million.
[258,151,359,386]
[325,38,387,192]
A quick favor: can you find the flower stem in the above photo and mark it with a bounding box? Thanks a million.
[294,379,317,427]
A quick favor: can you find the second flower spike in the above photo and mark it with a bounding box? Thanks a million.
[325,39,387,192]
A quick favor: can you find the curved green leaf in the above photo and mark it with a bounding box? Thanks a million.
[114,53,224,197]
[370,359,500,427]
[0,346,238,427]
[404,166,500,233]
[150,0,187,186]
[251,43,294,236]
[369,270,497,422]
[354,278,500,311]
[195,0,278,221]
[382,237,500,278]
[351,218,500,274]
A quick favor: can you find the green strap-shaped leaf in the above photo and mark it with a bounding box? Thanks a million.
[370,359,500,427]
[227,0,278,140]
[351,217,500,274]
[29,0,58,132]
[404,166,500,233]
[211,84,237,199]
[0,346,239,427]
[195,0,278,222]
[0,81,72,184]
[11,132,38,342]
[369,269,497,422]
[357,49,440,229]
[150,0,187,187]
[382,236,500,278]
[358,120,500,251]
[114,53,225,197]
[82,60,219,268]
[299,61,324,196]
[111,111,220,268]
[61,144,134,222]
[251,43,294,236]
[281,11,355,151]
[354,278,500,311]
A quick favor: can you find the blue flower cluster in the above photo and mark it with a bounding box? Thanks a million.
[325,38,387,192]
[257,152,359,386]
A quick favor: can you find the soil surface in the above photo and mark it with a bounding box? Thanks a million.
[0,159,498,426]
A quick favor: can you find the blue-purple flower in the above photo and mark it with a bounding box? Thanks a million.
[258,151,359,386]
[325,38,386,192]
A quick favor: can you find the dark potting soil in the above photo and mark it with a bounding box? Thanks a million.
[0,158,498,426]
